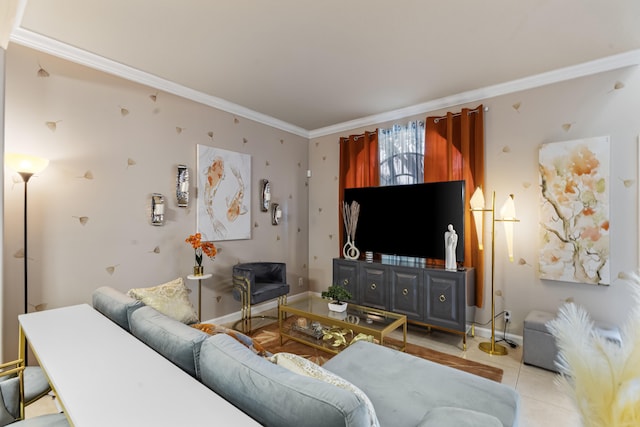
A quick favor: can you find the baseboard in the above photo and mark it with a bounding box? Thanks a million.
[206,291,311,325]
[470,324,523,347]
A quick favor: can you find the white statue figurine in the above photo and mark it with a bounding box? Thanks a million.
[445,224,458,270]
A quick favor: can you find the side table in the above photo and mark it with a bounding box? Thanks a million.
[186,273,212,321]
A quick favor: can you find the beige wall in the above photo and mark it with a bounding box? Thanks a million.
[309,65,640,338]
[2,44,309,359]
[3,43,640,358]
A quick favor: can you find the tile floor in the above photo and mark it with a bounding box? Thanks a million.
[26,319,583,426]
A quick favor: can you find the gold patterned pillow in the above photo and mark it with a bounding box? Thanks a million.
[269,352,380,427]
[191,323,269,357]
[127,277,199,324]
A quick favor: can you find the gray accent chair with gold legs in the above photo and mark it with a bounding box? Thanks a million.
[0,360,68,426]
[232,262,289,333]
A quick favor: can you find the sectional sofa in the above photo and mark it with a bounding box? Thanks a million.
[92,286,520,427]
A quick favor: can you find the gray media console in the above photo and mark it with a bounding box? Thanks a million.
[332,258,476,349]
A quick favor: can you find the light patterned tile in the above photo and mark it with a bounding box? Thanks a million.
[518,394,581,427]
[516,368,574,411]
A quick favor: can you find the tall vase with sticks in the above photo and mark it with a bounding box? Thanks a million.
[342,201,360,260]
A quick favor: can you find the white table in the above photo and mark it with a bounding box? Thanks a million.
[19,304,259,427]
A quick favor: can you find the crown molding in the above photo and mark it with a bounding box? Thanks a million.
[308,49,640,139]
[9,27,310,138]
[9,27,640,141]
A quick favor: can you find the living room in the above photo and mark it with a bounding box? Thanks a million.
[1,2,640,426]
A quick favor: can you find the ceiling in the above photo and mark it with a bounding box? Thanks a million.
[9,0,640,137]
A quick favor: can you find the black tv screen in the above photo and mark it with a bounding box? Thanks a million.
[343,180,465,262]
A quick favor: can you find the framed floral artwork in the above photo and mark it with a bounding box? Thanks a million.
[196,145,251,241]
[538,136,610,285]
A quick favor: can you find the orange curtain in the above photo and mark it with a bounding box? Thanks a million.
[425,105,485,307]
[338,131,379,253]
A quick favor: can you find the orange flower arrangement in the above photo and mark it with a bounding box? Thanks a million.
[185,233,217,267]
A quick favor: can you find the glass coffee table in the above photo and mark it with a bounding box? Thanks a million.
[278,295,407,355]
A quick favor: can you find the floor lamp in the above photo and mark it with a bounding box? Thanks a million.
[6,153,49,364]
[470,187,518,356]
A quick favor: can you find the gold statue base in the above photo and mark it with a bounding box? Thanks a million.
[479,341,508,356]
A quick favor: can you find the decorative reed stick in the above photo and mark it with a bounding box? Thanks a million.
[342,201,360,241]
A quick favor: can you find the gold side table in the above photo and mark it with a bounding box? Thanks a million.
[187,273,212,321]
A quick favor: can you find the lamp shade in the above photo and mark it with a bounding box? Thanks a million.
[469,187,485,250]
[6,153,49,175]
[500,194,516,262]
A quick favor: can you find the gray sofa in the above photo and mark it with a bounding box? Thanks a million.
[92,286,520,427]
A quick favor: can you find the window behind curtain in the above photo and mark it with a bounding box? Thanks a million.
[378,121,425,186]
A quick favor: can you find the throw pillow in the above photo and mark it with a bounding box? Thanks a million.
[127,277,199,324]
[191,323,269,357]
[269,352,380,427]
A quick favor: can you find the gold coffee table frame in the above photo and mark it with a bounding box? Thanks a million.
[279,295,407,355]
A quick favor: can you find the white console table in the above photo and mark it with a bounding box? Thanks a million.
[19,304,259,427]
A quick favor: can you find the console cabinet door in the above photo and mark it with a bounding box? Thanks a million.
[359,264,387,310]
[389,267,422,320]
[424,270,465,332]
[332,259,359,303]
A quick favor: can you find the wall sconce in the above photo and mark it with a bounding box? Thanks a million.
[151,193,165,226]
[260,179,271,212]
[470,187,519,356]
[271,203,282,225]
[176,165,189,207]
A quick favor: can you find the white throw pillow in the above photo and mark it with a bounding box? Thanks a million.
[269,352,380,427]
[127,277,198,324]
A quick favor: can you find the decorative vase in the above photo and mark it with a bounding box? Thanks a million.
[328,301,348,313]
[193,265,204,276]
[342,236,360,260]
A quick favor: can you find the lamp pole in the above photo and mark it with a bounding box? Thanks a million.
[17,172,34,365]
[6,153,49,367]
[471,189,518,356]
[18,172,34,316]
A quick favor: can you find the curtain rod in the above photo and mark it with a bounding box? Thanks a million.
[432,106,489,124]
[340,130,377,142]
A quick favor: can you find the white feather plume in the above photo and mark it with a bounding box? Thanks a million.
[547,271,640,427]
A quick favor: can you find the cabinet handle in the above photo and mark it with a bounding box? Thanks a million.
[343,279,349,286]
[370,283,377,290]
[402,288,408,296]
[439,294,446,302]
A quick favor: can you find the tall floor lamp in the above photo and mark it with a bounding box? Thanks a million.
[470,187,518,356]
[6,153,49,364]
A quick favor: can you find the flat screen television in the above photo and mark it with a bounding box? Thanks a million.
[343,180,465,262]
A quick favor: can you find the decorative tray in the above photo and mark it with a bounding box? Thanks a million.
[290,323,324,339]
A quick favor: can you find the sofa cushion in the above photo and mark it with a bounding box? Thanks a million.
[127,277,198,324]
[199,334,374,427]
[417,407,503,427]
[92,286,143,331]
[270,352,379,427]
[128,306,207,378]
[323,340,520,427]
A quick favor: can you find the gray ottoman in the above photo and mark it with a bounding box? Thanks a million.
[524,310,622,373]
[523,310,559,372]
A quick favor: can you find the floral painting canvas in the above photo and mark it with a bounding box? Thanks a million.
[197,145,251,241]
[538,136,610,285]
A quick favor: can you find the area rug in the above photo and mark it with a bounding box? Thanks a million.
[249,319,503,383]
